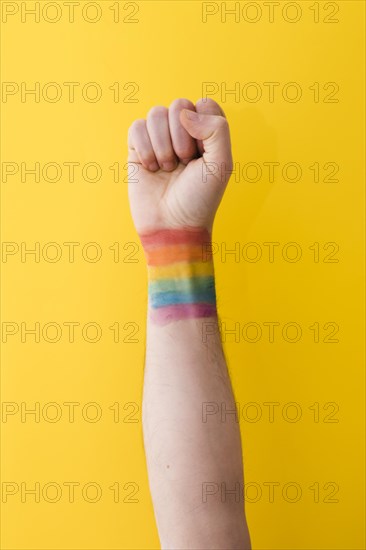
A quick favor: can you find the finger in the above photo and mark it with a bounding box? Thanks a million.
[194,98,227,155]
[195,98,226,117]
[179,109,233,175]
[146,106,178,172]
[128,119,159,171]
[168,98,198,165]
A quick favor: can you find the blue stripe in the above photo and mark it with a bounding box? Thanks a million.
[150,287,216,308]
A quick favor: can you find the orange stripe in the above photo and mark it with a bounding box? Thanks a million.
[146,244,213,266]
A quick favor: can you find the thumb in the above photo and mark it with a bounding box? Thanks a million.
[179,109,233,175]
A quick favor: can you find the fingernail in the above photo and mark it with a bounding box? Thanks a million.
[162,161,176,171]
[148,161,159,171]
[184,109,200,121]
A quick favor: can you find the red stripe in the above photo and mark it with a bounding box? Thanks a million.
[140,228,211,249]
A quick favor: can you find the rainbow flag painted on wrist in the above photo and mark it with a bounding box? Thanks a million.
[140,228,217,325]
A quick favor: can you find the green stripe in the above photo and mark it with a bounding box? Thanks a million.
[149,276,215,295]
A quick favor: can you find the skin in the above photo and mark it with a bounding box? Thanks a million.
[127,98,251,549]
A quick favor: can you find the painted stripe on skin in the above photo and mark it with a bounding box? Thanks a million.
[150,287,216,308]
[143,227,217,324]
[141,228,211,249]
[149,276,215,294]
[146,244,212,266]
[150,303,217,325]
[148,260,214,281]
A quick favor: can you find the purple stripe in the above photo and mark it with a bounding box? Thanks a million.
[150,303,217,325]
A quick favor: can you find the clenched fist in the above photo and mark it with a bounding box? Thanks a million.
[127,98,233,235]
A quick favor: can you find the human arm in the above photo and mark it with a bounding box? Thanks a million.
[127,98,251,549]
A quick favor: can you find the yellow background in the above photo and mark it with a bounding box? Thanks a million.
[1,0,365,548]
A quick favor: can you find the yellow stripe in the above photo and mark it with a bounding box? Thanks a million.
[148,260,214,281]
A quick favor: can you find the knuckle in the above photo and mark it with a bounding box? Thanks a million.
[128,118,145,138]
[131,118,145,131]
[147,105,168,118]
[196,97,215,107]
[169,97,193,110]
[196,97,226,117]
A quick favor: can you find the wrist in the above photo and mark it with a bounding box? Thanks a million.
[140,227,217,325]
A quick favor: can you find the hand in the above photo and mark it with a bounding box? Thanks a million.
[127,98,233,236]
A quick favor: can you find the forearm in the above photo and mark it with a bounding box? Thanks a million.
[141,228,251,549]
